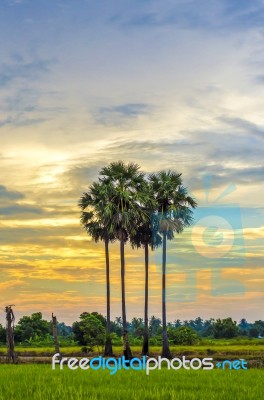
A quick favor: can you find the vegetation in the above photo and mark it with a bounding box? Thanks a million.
[0,312,263,351]
[0,366,263,400]
[1,339,264,359]
[14,313,50,344]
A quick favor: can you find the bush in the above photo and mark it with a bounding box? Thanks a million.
[168,326,199,345]
[149,337,161,346]
[212,318,240,339]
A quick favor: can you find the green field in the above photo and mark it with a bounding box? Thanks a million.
[0,365,263,400]
[1,339,263,360]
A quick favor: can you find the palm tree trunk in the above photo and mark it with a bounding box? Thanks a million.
[120,238,132,359]
[104,238,113,356]
[142,243,149,355]
[161,232,171,358]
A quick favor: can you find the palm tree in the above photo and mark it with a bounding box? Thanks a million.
[149,171,197,358]
[130,223,151,355]
[130,186,162,356]
[78,181,115,356]
[99,161,148,359]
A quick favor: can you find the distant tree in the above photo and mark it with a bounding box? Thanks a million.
[239,318,249,330]
[90,312,106,327]
[212,318,239,339]
[57,322,73,337]
[72,321,85,345]
[115,317,122,328]
[252,320,264,337]
[130,317,144,338]
[193,317,204,333]
[72,312,106,351]
[0,323,6,344]
[238,318,252,336]
[249,327,259,338]
[81,314,105,352]
[110,320,122,336]
[149,316,162,336]
[168,326,199,345]
[174,319,182,329]
[203,318,215,337]
[14,312,50,342]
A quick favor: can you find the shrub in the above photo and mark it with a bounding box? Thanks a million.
[168,326,199,345]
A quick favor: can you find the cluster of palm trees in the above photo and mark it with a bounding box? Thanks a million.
[78,161,197,359]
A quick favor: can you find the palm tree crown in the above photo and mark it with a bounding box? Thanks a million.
[99,161,149,240]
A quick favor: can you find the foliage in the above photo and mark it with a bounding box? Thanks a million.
[14,312,51,343]
[72,312,106,352]
[168,326,199,345]
[149,315,162,336]
[1,312,262,347]
[252,320,264,337]
[57,322,72,338]
[0,323,6,344]
[211,318,240,339]
[130,317,145,338]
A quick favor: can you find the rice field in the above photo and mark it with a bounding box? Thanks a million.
[1,339,264,357]
[0,365,263,400]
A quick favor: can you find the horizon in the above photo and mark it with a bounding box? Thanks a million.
[0,307,260,327]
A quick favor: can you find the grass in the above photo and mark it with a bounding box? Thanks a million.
[0,365,263,400]
[1,339,264,357]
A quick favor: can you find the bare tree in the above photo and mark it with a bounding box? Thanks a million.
[52,313,61,360]
[5,305,17,364]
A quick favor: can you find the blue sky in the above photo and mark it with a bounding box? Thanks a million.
[0,0,263,324]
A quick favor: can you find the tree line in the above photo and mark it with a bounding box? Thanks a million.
[0,312,263,349]
[78,161,197,358]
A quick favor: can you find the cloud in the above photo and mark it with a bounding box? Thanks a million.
[222,0,264,29]
[0,58,53,87]
[60,125,264,196]
[110,0,264,32]
[110,0,218,29]
[219,116,264,141]
[0,185,43,217]
[0,115,46,128]
[94,103,151,125]
[3,87,65,114]
[0,204,43,216]
[3,0,26,5]
[0,185,24,200]
[0,56,60,129]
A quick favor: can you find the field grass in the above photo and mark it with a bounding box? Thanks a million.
[1,339,263,357]
[0,365,263,400]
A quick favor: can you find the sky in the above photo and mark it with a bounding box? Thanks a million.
[0,0,264,325]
